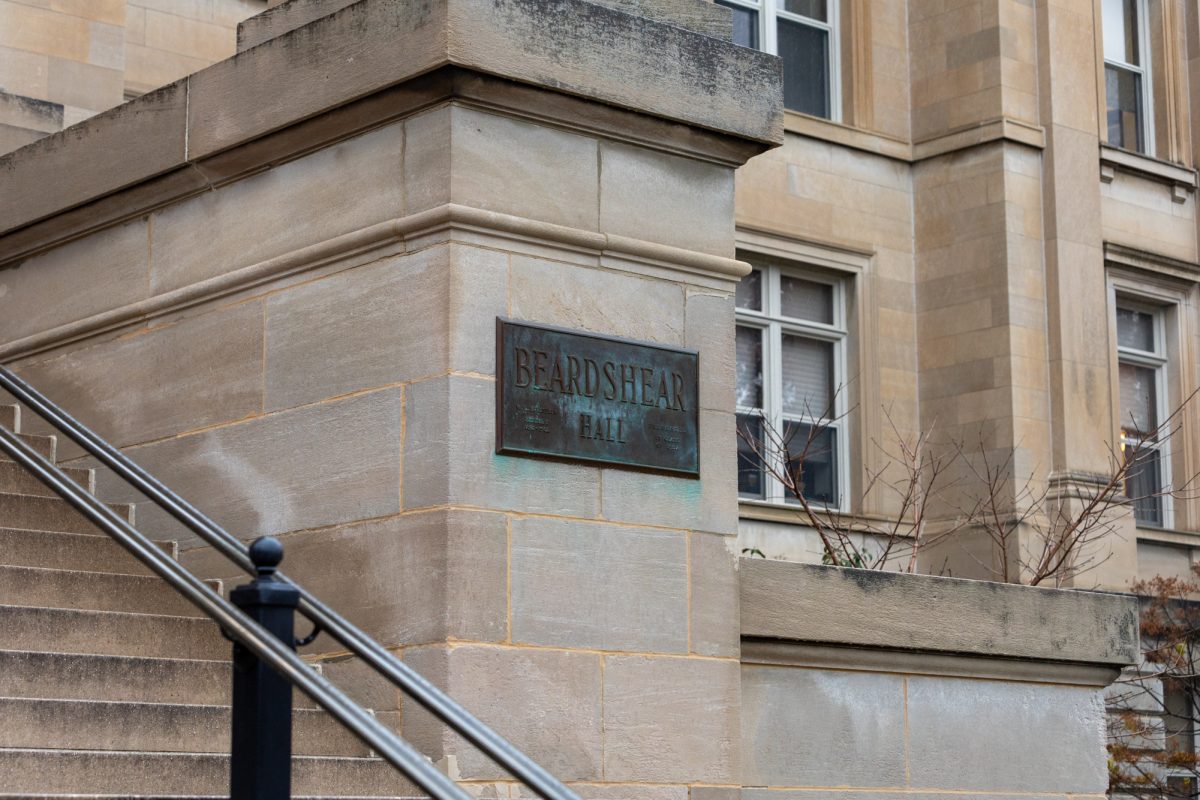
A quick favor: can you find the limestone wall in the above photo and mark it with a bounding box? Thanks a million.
[740,559,1138,796]
[0,0,265,154]
[0,0,780,790]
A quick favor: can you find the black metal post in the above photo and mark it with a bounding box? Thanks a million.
[229,537,298,800]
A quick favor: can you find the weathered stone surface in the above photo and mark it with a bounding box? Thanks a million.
[600,140,735,257]
[509,255,686,345]
[265,243,507,409]
[88,389,402,548]
[684,289,735,413]
[446,105,600,230]
[601,409,737,534]
[403,375,601,517]
[193,0,780,161]
[149,121,405,295]
[0,218,148,344]
[602,655,738,783]
[689,530,738,657]
[403,645,603,781]
[241,0,733,51]
[510,517,687,652]
[907,676,1108,792]
[740,664,906,787]
[280,508,508,651]
[0,81,186,232]
[740,559,1139,667]
[15,301,264,455]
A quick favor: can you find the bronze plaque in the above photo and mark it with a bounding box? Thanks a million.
[496,318,700,476]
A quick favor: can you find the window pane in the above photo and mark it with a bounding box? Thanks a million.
[716,0,759,48]
[1116,306,1155,352]
[736,326,764,408]
[1102,0,1139,65]
[783,422,838,505]
[1124,443,1163,526]
[778,18,830,118]
[737,413,765,498]
[781,334,834,417]
[782,0,827,22]
[1119,362,1157,435]
[736,267,763,311]
[1106,65,1143,152]
[780,275,834,323]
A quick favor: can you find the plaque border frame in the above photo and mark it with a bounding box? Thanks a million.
[494,317,701,478]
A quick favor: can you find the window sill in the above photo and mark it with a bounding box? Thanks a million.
[1135,526,1200,548]
[1100,144,1197,203]
[782,110,910,161]
[738,499,911,536]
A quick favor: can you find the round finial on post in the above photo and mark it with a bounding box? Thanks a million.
[248,536,284,577]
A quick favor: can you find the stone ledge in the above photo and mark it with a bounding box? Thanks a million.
[740,559,1139,669]
[239,0,733,50]
[0,0,780,238]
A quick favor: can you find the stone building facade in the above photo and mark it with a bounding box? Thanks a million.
[0,0,267,154]
[0,0,1171,797]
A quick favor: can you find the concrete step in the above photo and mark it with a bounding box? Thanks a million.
[0,492,134,536]
[0,750,420,796]
[0,527,177,575]
[0,650,231,706]
[0,461,94,498]
[0,605,227,660]
[0,698,369,757]
[0,432,56,462]
[0,565,218,617]
[0,405,17,431]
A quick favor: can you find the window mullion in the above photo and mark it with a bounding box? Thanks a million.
[768,318,786,504]
[762,0,778,55]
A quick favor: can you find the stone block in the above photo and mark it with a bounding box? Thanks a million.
[0,92,63,134]
[689,788,739,800]
[0,217,148,344]
[906,676,1109,792]
[684,289,735,412]
[191,0,780,161]
[144,10,235,62]
[403,645,603,781]
[13,300,264,456]
[264,243,507,410]
[401,104,451,215]
[445,105,599,231]
[0,46,50,100]
[89,388,402,548]
[601,409,737,534]
[599,140,734,256]
[509,255,686,346]
[510,517,688,653]
[124,43,208,95]
[739,555,1139,669]
[280,508,508,651]
[0,79,186,233]
[45,59,123,112]
[149,120,405,295]
[740,664,906,787]
[603,655,739,783]
[689,531,739,657]
[403,375,601,518]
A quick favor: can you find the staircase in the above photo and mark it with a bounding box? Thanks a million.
[0,404,419,798]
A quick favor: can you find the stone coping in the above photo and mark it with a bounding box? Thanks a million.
[740,558,1139,669]
[0,0,781,239]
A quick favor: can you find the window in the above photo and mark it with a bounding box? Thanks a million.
[1103,0,1152,153]
[715,0,840,120]
[736,257,847,507]
[1116,300,1170,526]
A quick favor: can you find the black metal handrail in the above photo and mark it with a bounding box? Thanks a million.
[0,365,582,800]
